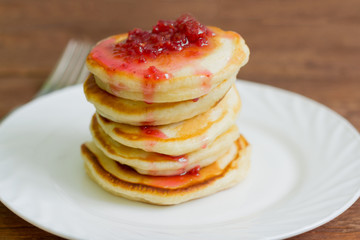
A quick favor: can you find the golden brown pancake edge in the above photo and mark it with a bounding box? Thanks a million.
[81,136,251,205]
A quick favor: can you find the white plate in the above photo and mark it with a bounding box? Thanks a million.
[0,81,359,240]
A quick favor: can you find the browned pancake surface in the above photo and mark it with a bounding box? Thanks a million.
[82,136,250,205]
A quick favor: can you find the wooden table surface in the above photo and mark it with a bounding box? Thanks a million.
[1,0,359,239]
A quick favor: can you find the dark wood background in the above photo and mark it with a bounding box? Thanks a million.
[0,0,359,239]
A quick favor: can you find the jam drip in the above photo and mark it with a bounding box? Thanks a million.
[113,14,215,63]
[142,66,171,103]
[187,165,201,176]
[140,126,167,139]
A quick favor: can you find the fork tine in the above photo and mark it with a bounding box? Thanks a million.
[57,41,92,89]
[70,41,92,83]
[35,40,92,97]
[76,63,90,85]
[35,40,78,97]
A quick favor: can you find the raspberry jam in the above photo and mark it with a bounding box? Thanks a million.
[142,66,171,103]
[140,126,167,139]
[188,165,201,176]
[113,14,214,63]
[148,166,201,188]
[88,14,217,103]
[144,66,171,80]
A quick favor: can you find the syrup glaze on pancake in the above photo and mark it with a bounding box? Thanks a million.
[84,73,235,126]
[90,113,240,176]
[86,26,249,103]
[95,86,241,155]
[81,136,250,205]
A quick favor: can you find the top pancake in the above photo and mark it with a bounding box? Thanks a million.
[86,27,249,103]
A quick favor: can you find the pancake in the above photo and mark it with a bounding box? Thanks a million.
[81,136,251,205]
[90,112,240,176]
[86,26,249,103]
[95,86,241,155]
[84,73,236,126]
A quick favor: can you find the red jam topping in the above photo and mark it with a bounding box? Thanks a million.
[140,126,167,139]
[88,14,217,103]
[142,66,171,103]
[188,165,201,176]
[113,14,214,63]
[148,165,201,188]
[144,66,171,80]
[197,69,212,93]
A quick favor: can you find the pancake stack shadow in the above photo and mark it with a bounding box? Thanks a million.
[81,25,251,205]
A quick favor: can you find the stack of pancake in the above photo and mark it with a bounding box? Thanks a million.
[81,23,250,205]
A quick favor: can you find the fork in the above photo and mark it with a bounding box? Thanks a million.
[35,39,93,97]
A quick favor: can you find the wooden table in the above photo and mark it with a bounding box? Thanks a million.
[1,0,359,239]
